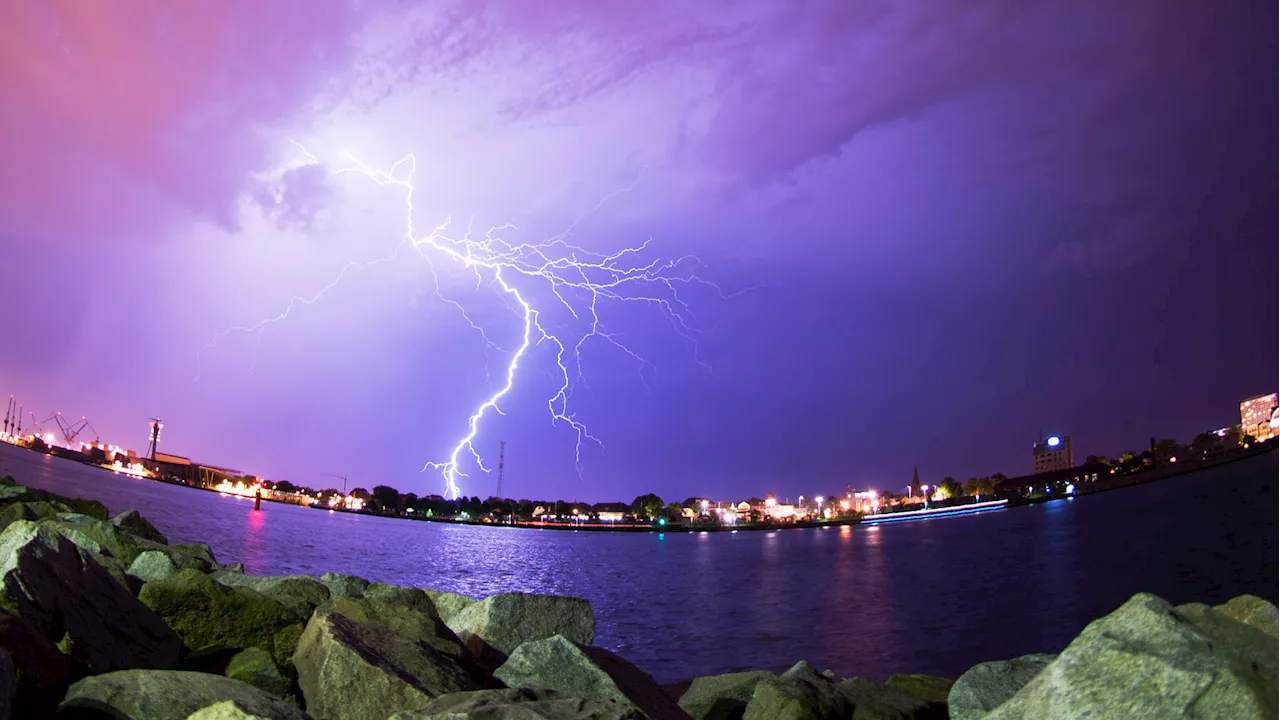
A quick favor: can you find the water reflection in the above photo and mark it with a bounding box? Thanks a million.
[0,443,1274,684]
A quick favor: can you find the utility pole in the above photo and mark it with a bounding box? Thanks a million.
[496,441,506,498]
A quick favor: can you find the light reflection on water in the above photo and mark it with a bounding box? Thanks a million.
[0,443,1274,684]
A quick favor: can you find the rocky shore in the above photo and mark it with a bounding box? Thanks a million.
[0,474,1276,719]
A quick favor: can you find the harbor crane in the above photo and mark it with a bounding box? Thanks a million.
[45,412,99,446]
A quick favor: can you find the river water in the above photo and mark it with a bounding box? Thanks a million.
[1,442,1275,684]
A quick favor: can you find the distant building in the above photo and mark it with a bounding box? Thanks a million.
[1240,393,1278,441]
[1033,435,1074,474]
[910,466,921,497]
[591,502,630,522]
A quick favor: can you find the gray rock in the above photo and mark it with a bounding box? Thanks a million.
[988,593,1278,719]
[293,607,479,719]
[0,649,12,720]
[60,669,306,720]
[742,661,850,720]
[833,677,930,719]
[1214,594,1278,638]
[174,542,221,567]
[391,688,647,719]
[138,568,305,655]
[494,634,690,720]
[187,700,280,719]
[320,595,465,661]
[0,501,67,532]
[425,588,479,622]
[678,670,773,720]
[221,562,247,574]
[0,520,181,674]
[130,549,181,583]
[226,647,292,698]
[89,549,143,593]
[447,592,595,666]
[212,571,331,618]
[947,653,1054,720]
[320,571,369,598]
[112,508,169,544]
[0,606,72,714]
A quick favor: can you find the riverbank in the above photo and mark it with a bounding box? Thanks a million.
[0,473,1276,719]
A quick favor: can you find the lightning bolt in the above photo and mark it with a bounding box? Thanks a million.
[200,143,727,499]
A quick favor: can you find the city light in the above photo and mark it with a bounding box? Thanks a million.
[1047,436,1061,447]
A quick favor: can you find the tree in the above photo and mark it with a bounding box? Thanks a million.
[371,485,400,512]
[1083,455,1112,466]
[937,478,964,500]
[274,480,299,493]
[401,492,419,510]
[1224,426,1244,448]
[350,488,371,500]
[516,499,534,519]
[665,502,684,523]
[630,493,664,521]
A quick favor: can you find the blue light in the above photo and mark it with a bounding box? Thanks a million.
[1047,436,1061,447]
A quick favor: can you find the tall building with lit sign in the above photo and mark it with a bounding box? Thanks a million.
[1240,393,1278,441]
[1033,434,1073,474]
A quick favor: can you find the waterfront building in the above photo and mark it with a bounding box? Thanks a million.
[1240,392,1278,441]
[997,461,1111,499]
[1033,435,1074,474]
[591,502,630,522]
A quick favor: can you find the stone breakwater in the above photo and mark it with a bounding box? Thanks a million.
[0,475,1276,720]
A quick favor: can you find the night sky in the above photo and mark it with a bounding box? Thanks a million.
[1,1,1275,503]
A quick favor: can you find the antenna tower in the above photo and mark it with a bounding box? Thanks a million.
[147,418,163,460]
[496,441,506,498]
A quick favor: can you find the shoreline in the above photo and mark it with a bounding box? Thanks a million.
[4,438,1273,534]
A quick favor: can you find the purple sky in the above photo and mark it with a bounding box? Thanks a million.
[1,1,1275,503]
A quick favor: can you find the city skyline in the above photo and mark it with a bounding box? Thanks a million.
[1,1,1276,502]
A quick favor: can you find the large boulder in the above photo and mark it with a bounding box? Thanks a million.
[0,501,68,532]
[833,677,931,719]
[59,669,306,720]
[679,670,772,720]
[947,653,1054,720]
[293,607,479,719]
[0,607,72,715]
[742,661,849,720]
[226,647,292,699]
[446,592,595,666]
[988,593,1278,718]
[112,508,169,544]
[320,596,465,661]
[390,688,647,719]
[138,568,304,656]
[0,520,181,674]
[494,634,690,720]
[366,581,436,612]
[1214,594,1278,638]
[424,588,478,622]
[320,571,369,599]
[211,571,331,618]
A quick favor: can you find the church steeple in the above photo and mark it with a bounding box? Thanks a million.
[911,466,921,496]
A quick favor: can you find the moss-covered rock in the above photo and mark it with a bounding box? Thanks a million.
[424,588,478,622]
[0,501,69,532]
[988,593,1278,719]
[884,673,952,706]
[293,608,479,719]
[0,520,181,675]
[271,623,305,671]
[947,653,1054,720]
[741,661,851,720]
[129,549,181,584]
[679,670,773,720]
[0,606,72,716]
[112,508,169,544]
[1214,594,1278,638]
[365,581,435,613]
[493,634,688,720]
[834,677,931,719]
[320,595,464,661]
[446,591,595,667]
[61,496,110,521]
[390,688,646,719]
[210,572,330,619]
[226,647,292,699]
[319,571,369,599]
[138,569,304,656]
[187,700,283,720]
[60,669,306,720]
